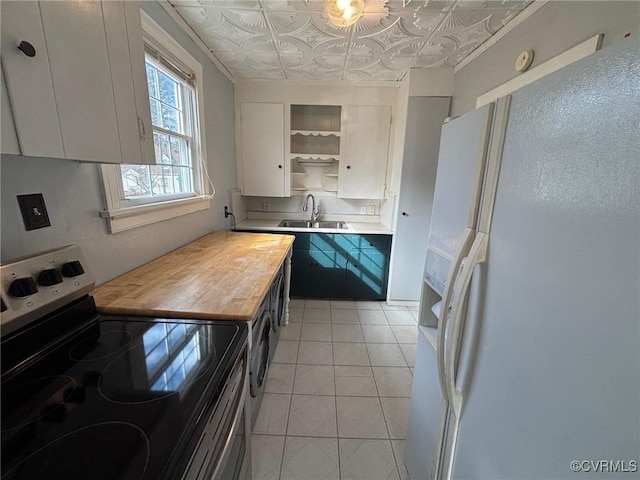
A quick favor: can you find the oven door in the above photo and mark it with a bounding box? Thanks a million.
[215,395,251,480]
[183,347,251,480]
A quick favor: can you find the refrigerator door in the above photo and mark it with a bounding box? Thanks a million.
[451,39,639,479]
[424,104,493,296]
[405,328,447,480]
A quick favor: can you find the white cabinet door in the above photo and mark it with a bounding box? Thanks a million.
[240,102,286,197]
[388,97,450,301]
[40,0,121,164]
[123,2,155,165]
[1,66,20,155]
[0,1,65,158]
[339,105,391,199]
[103,1,154,165]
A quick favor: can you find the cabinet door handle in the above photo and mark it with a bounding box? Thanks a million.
[346,165,351,169]
[18,41,36,57]
[402,212,408,216]
[137,116,146,140]
[278,165,282,169]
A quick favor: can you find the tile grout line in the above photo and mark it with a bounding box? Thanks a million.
[276,321,303,480]
[331,305,342,480]
[369,307,403,480]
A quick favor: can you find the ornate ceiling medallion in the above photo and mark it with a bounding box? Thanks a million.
[324,0,366,27]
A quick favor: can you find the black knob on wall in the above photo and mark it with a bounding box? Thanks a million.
[62,261,85,278]
[346,165,351,169]
[402,212,408,216]
[38,268,63,286]
[18,41,36,57]
[8,277,38,297]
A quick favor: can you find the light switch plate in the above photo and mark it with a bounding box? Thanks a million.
[359,206,367,215]
[367,205,376,215]
[17,193,51,231]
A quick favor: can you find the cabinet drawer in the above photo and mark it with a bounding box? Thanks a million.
[288,232,337,252]
[334,234,391,253]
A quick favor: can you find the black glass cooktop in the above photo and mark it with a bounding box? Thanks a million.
[1,297,247,480]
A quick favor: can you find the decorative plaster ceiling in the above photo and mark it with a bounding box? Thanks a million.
[168,0,533,82]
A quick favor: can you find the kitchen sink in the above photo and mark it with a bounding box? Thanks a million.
[314,221,349,229]
[277,220,349,229]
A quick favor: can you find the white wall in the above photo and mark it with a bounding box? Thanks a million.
[451,1,640,116]
[245,196,382,219]
[0,1,237,285]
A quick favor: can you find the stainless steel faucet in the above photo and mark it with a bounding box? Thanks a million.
[303,194,320,222]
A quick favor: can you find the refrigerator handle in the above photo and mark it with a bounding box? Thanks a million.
[445,232,489,419]
[436,227,475,401]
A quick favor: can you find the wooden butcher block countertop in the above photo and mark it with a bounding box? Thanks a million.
[91,231,294,321]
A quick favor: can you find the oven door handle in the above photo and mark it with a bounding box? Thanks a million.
[211,350,249,480]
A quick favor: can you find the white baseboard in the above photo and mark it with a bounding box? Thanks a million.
[386,300,420,307]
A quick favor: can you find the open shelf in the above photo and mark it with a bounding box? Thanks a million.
[290,105,341,193]
[291,130,341,137]
[291,105,341,131]
[293,156,338,164]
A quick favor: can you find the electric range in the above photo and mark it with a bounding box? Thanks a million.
[1,246,249,480]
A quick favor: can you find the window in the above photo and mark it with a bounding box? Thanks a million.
[100,11,211,234]
[121,55,196,203]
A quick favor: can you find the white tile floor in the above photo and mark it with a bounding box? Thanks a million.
[252,300,419,480]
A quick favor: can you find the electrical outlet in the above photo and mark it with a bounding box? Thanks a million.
[359,206,367,215]
[224,206,230,218]
[263,203,271,212]
[367,205,376,215]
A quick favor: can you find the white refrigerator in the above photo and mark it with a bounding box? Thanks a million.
[406,38,639,480]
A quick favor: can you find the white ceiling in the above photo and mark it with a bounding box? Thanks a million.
[168,0,533,82]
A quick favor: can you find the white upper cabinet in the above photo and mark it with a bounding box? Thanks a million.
[40,0,121,163]
[0,1,65,158]
[240,102,286,197]
[0,1,152,165]
[102,1,155,165]
[235,83,397,200]
[339,105,391,199]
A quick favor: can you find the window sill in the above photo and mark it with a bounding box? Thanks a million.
[100,195,210,234]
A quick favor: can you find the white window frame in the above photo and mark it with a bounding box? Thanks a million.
[100,11,211,234]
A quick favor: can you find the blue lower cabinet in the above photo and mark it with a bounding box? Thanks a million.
[276,230,391,300]
[290,249,314,298]
[290,247,348,298]
[311,249,348,298]
[346,249,388,299]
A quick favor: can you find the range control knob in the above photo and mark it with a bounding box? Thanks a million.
[61,261,84,278]
[8,277,38,297]
[38,268,63,286]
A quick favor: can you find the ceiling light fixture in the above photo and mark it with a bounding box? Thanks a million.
[324,0,365,28]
